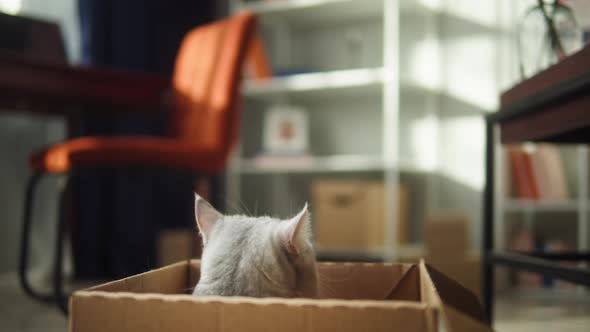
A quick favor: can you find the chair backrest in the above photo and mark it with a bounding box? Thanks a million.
[171,12,256,161]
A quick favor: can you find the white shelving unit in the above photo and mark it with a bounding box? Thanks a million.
[235,154,430,174]
[227,0,512,261]
[243,67,384,98]
[234,0,385,24]
[227,0,406,261]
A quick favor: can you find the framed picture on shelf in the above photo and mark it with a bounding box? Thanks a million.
[262,104,309,156]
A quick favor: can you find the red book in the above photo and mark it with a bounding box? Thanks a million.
[528,144,569,200]
[508,147,539,199]
[522,150,540,199]
[508,148,527,198]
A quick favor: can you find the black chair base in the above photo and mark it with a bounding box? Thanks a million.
[19,170,219,315]
[19,172,69,314]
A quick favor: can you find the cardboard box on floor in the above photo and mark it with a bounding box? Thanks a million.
[424,215,469,259]
[312,180,410,251]
[427,254,481,300]
[157,229,199,267]
[423,215,481,299]
[69,260,492,332]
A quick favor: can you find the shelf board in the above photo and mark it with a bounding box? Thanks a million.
[243,67,384,99]
[504,199,580,212]
[316,248,385,262]
[243,68,470,104]
[236,0,440,25]
[230,155,431,174]
[237,0,384,26]
[317,244,425,261]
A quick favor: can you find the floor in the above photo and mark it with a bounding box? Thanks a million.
[494,288,590,332]
[0,273,66,332]
[1,273,589,332]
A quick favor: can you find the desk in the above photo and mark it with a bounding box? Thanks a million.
[1,54,175,316]
[0,54,170,115]
[483,45,590,322]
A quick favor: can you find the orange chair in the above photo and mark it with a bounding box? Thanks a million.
[19,12,258,314]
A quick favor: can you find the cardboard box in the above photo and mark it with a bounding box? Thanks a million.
[70,260,492,332]
[424,215,469,259]
[426,254,481,300]
[157,229,200,267]
[312,180,409,251]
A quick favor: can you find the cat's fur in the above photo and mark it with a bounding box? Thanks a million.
[193,194,318,298]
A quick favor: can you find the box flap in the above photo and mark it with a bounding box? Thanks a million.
[424,263,485,322]
[442,305,494,332]
[426,255,481,300]
[84,260,413,301]
[317,262,412,300]
[385,264,420,301]
[419,261,492,332]
[87,260,193,294]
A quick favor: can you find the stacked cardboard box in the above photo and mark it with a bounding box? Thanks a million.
[157,229,200,267]
[424,215,481,299]
[312,180,409,252]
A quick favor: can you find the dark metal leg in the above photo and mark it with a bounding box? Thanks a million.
[18,172,55,303]
[519,251,590,261]
[492,252,590,287]
[210,174,224,213]
[482,120,495,322]
[54,176,70,314]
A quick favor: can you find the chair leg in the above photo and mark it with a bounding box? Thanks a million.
[209,175,224,213]
[18,172,54,303]
[54,176,70,315]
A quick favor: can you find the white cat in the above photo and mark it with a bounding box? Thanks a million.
[193,194,318,298]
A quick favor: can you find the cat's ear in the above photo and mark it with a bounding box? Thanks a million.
[195,193,223,245]
[281,203,311,255]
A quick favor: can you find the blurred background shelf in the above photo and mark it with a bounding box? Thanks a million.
[316,244,425,262]
[232,155,431,174]
[243,67,384,99]
[499,144,589,285]
[236,0,384,25]
[229,0,516,265]
[504,199,581,212]
[236,0,441,25]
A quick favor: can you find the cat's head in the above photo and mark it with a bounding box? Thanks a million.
[193,194,318,298]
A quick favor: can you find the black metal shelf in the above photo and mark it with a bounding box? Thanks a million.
[483,44,590,323]
[491,252,590,287]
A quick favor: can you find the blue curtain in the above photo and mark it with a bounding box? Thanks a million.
[74,0,214,280]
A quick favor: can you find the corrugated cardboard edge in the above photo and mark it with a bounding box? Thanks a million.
[69,292,432,332]
[418,260,493,332]
[85,260,190,292]
[387,264,436,332]
[72,291,429,308]
[70,260,432,332]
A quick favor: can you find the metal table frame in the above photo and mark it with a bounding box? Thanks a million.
[482,46,590,322]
